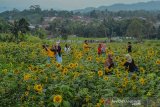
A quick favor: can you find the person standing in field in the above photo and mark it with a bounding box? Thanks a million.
[64,44,71,54]
[56,42,62,63]
[127,42,132,53]
[101,43,106,57]
[83,40,91,54]
[42,44,54,63]
[98,44,102,56]
[51,45,57,59]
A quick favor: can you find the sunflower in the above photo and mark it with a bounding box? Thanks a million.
[27,86,30,90]
[148,50,154,56]
[139,78,145,85]
[99,98,105,104]
[76,53,82,59]
[103,76,109,81]
[74,63,78,68]
[105,67,110,73]
[56,63,61,68]
[122,82,128,88]
[23,73,31,81]
[46,64,51,67]
[132,85,137,90]
[69,63,74,69]
[28,66,32,71]
[118,88,123,93]
[140,67,145,73]
[34,84,43,93]
[53,95,63,103]
[108,51,114,56]
[96,57,100,62]
[51,73,57,80]
[73,72,80,79]
[156,60,160,65]
[115,56,119,61]
[51,60,55,64]
[13,69,19,74]
[32,66,38,71]
[98,70,103,77]
[87,56,92,61]
[25,91,29,96]
[123,77,128,83]
[96,103,101,107]
[62,68,68,74]
[115,70,121,78]
[120,61,126,66]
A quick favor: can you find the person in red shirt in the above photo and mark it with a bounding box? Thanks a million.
[98,44,102,56]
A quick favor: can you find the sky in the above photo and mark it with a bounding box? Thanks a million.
[0,0,157,11]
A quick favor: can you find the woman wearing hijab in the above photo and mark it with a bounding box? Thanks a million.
[104,54,114,69]
[124,54,138,72]
[64,44,71,54]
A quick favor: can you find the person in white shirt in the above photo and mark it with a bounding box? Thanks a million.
[64,44,71,54]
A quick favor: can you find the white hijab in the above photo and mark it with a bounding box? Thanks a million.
[125,54,132,63]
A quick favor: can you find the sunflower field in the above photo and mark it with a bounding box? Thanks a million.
[0,40,160,107]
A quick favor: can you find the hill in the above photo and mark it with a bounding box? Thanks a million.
[74,1,160,13]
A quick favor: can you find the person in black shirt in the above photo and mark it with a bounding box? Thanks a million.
[124,54,138,72]
[56,42,62,63]
[127,42,132,53]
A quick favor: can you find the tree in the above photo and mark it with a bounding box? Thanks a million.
[61,26,68,40]
[29,5,41,13]
[157,26,160,39]
[11,18,29,42]
[90,10,98,18]
[18,18,30,33]
[126,18,144,41]
[34,28,47,39]
[0,18,11,33]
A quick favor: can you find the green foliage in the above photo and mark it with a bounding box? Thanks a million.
[0,7,160,39]
[34,28,47,39]
[0,18,11,33]
[11,18,29,42]
[0,33,15,42]
[0,41,160,106]
[25,34,42,43]
[126,18,144,40]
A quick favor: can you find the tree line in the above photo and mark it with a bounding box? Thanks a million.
[0,5,160,42]
[48,17,160,40]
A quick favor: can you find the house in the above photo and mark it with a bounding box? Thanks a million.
[43,17,57,22]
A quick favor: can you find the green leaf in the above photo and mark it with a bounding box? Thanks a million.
[63,100,71,107]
